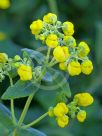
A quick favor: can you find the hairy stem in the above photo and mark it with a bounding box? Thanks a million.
[18,93,35,126]
[22,112,48,129]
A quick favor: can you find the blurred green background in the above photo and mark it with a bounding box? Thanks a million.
[0,0,102,136]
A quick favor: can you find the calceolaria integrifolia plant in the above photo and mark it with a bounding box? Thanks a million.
[0,13,94,135]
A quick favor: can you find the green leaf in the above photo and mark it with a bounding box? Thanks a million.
[36,68,71,108]
[2,80,40,100]
[0,123,10,136]
[0,103,14,134]
[0,104,46,136]
[22,48,45,64]
[44,68,71,98]
[9,128,46,136]
[43,71,53,82]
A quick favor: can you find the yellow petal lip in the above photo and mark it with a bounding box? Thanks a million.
[30,19,43,35]
[74,92,94,107]
[67,61,81,76]
[81,60,93,75]
[46,34,58,48]
[17,65,32,81]
[56,115,69,128]
[53,46,70,62]
[53,102,68,117]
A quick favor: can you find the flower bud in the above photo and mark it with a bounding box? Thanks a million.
[0,0,10,9]
[77,42,90,58]
[53,46,70,62]
[77,110,86,122]
[63,36,76,48]
[46,34,58,48]
[56,115,69,128]
[54,102,68,117]
[62,22,74,36]
[81,60,93,75]
[67,61,81,76]
[74,93,94,107]
[43,13,57,24]
[48,107,54,117]
[18,65,32,81]
[30,20,43,35]
[59,62,67,71]
[14,55,21,61]
[0,53,8,63]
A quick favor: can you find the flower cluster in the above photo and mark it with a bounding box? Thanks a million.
[0,53,33,82]
[0,0,10,9]
[0,13,94,132]
[0,53,9,82]
[48,102,69,128]
[48,92,94,127]
[30,13,93,76]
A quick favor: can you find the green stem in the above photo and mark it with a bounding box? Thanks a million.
[22,112,48,129]
[8,75,16,125]
[48,60,58,67]
[49,57,55,65]
[18,93,35,126]
[36,67,47,81]
[47,0,58,15]
[11,99,16,125]
[45,47,51,64]
[48,57,58,67]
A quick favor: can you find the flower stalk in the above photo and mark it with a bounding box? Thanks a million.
[18,93,35,126]
[22,112,48,129]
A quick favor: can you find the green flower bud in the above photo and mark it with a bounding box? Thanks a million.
[14,55,21,61]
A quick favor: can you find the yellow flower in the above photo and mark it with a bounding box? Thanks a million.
[18,65,32,81]
[0,0,10,9]
[77,110,86,122]
[43,13,57,24]
[74,92,94,107]
[48,107,54,117]
[78,41,90,58]
[54,102,68,117]
[64,36,76,47]
[56,115,69,128]
[62,21,74,36]
[67,61,81,76]
[0,53,8,63]
[46,34,58,48]
[53,46,70,62]
[30,20,43,35]
[81,60,93,75]
[59,62,67,71]
[0,32,6,41]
